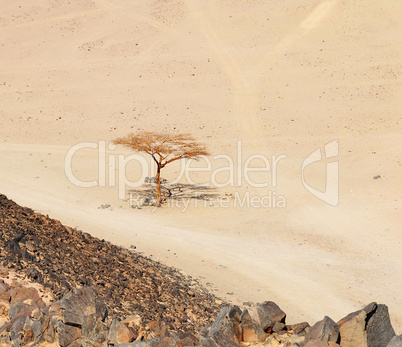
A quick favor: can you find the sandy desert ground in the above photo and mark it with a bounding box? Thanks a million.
[0,0,401,332]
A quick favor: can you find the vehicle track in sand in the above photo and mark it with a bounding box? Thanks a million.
[187,0,337,145]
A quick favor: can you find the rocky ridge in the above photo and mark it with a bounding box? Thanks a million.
[0,281,400,346]
[0,194,221,334]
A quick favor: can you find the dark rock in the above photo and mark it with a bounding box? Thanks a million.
[8,286,45,307]
[198,324,211,338]
[95,296,108,321]
[8,315,34,344]
[26,267,43,282]
[176,333,199,346]
[9,315,27,341]
[287,321,310,335]
[0,194,221,335]
[21,316,35,344]
[366,304,396,347]
[147,318,170,338]
[0,282,10,298]
[60,287,106,327]
[387,335,402,347]
[119,336,177,346]
[55,320,82,347]
[199,335,240,346]
[49,300,62,316]
[107,319,136,345]
[338,302,396,347]
[239,309,266,343]
[207,305,242,344]
[8,302,36,322]
[31,314,50,341]
[81,313,108,347]
[272,321,286,333]
[304,340,340,347]
[0,321,9,336]
[121,315,143,331]
[250,301,286,332]
[305,316,339,343]
[338,305,369,347]
[25,240,37,252]
[43,315,61,344]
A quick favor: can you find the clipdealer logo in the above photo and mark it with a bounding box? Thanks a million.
[64,139,339,208]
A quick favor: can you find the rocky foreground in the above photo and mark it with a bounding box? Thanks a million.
[0,194,401,347]
[0,194,221,332]
[0,276,401,347]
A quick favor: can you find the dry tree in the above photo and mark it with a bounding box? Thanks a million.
[113,131,209,205]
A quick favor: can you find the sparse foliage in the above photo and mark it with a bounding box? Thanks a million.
[113,131,209,205]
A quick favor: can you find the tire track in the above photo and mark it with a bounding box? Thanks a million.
[187,0,261,142]
[187,0,338,145]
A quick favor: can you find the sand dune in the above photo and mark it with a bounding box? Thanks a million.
[0,0,401,332]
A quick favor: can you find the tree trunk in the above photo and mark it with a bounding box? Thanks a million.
[155,165,162,205]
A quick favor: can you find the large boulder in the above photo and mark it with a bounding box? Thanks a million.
[9,315,27,341]
[305,316,340,344]
[176,333,199,346]
[207,305,242,344]
[43,315,62,344]
[199,335,240,346]
[338,302,396,347]
[9,315,35,344]
[117,336,177,346]
[338,306,368,347]
[249,301,286,332]
[304,340,340,347]
[8,302,37,323]
[239,309,266,343]
[107,319,136,345]
[146,318,170,339]
[60,287,107,327]
[8,286,46,308]
[81,313,108,347]
[387,335,402,347]
[55,320,82,347]
[366,304,396,347]
[31,314,50,342]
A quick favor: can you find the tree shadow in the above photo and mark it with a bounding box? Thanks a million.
[127,182,220,207]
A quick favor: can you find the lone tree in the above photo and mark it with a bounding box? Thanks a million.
[113,131,209,205]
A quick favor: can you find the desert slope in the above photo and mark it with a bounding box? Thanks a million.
[0,0,401,333]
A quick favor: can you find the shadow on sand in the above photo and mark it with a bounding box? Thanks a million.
[128,182,220,207]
